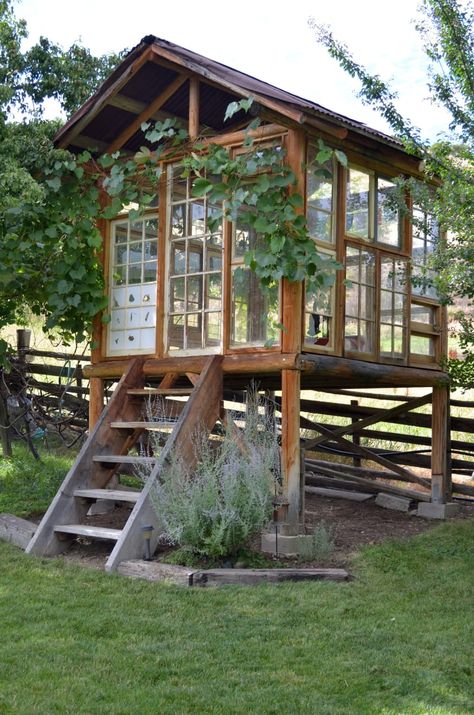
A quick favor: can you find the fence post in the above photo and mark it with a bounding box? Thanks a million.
[351,399,361,468]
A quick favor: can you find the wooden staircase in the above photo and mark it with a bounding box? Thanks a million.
[26,355,223,572]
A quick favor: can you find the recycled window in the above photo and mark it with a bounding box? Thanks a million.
[344,246,376,355]
[411,207,439,299]
[107,214,158,356]
[346,167,402,248]
[230,218,279,348]
[379,256,408,361]
[306,146,336,244]
[167,164,223,352]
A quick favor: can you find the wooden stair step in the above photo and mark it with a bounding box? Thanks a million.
[73,488,140,503]
[127,388,194,396]
[110,421,177,430]
[92,455,157,465]
[54,524,122,540]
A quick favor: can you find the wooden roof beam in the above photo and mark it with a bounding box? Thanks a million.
[57,46,154,149]
[106,73,190,154]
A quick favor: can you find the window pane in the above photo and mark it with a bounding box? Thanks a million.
[346,168,370,239]
[167,164,223,352]
[304,281,333,348]
[344,245,376,354]
[377,177,401,247]
[231,267,279,347]
[410,334,435,356]
[307,207,332,243]
[108,214,158,357]
[306,152,335,244]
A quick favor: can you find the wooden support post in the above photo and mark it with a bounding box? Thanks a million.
[189,78,200,140]
[89,377,105,431]
[431,384,451,503]
[278,127,305,533]
[351,399,361,467]
[281,368,302,531]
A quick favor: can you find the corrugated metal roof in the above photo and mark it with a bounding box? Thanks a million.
[55,33,409,156]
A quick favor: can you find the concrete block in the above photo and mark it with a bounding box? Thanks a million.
[261,532,314,557]
[375,492,414,512]
[416,502,459,520]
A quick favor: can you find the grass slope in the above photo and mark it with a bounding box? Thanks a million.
[0,522,473,714]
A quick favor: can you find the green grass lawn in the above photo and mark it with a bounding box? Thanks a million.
[0,443,74,517]
[0,521,473,714]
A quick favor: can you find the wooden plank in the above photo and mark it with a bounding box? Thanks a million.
[92,455,157,465]
[0,514,36,550]
[117,560,192,585]
[303,417,427,486]
[306,462,431,501]
[305,486,373,502]
[127,388,193,396]
[190,568,350,586]
[26,359,146,558]
[110,421,176,430]
[54,525,122,540]
[106,355,223,572]
[106,73,189,153]
[304,393,432,450]
[73,489,140,503]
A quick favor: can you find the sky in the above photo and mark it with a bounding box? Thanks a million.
[16,0,452,140]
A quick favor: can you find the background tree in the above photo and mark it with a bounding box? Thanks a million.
[311,0,474,387]
[0,0,124,357]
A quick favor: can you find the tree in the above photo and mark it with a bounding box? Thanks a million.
[0,0,124,357]
[310,0,474,387]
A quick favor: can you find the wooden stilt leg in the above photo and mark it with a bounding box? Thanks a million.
[89,377,105,431]
[431,384,451,503]
[281,368,302,532]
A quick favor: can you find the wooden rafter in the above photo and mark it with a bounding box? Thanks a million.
[106,73,189,153]
[57,46,154,149]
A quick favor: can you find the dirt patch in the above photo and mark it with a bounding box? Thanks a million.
[45,495,474,572]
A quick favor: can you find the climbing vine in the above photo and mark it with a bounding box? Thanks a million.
[0,98,343,361]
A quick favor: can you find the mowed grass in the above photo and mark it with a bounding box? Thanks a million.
[0,522,473,715]
[0,444,74,517]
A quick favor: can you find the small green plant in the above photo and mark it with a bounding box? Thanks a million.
[141,390,280,560]
[299,520,335,563]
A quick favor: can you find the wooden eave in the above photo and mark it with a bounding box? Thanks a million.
[54,35,423,179]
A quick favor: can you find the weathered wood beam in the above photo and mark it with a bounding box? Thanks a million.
[303,418,425,485]
[299,353,449,388]
[189,77,200,139]
[57,46,154,149]
[306,462,431,501]
[70,134,109,153]
[304,393,432,450]
[84,353,299,379]
[431,384,451,503]
[106,74,189,153]
[149,45,307,126]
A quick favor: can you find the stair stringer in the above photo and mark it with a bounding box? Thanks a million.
[105,355,223,572]
[26,359,146,557]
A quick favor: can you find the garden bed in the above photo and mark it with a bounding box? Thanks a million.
[36,492,474,572]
